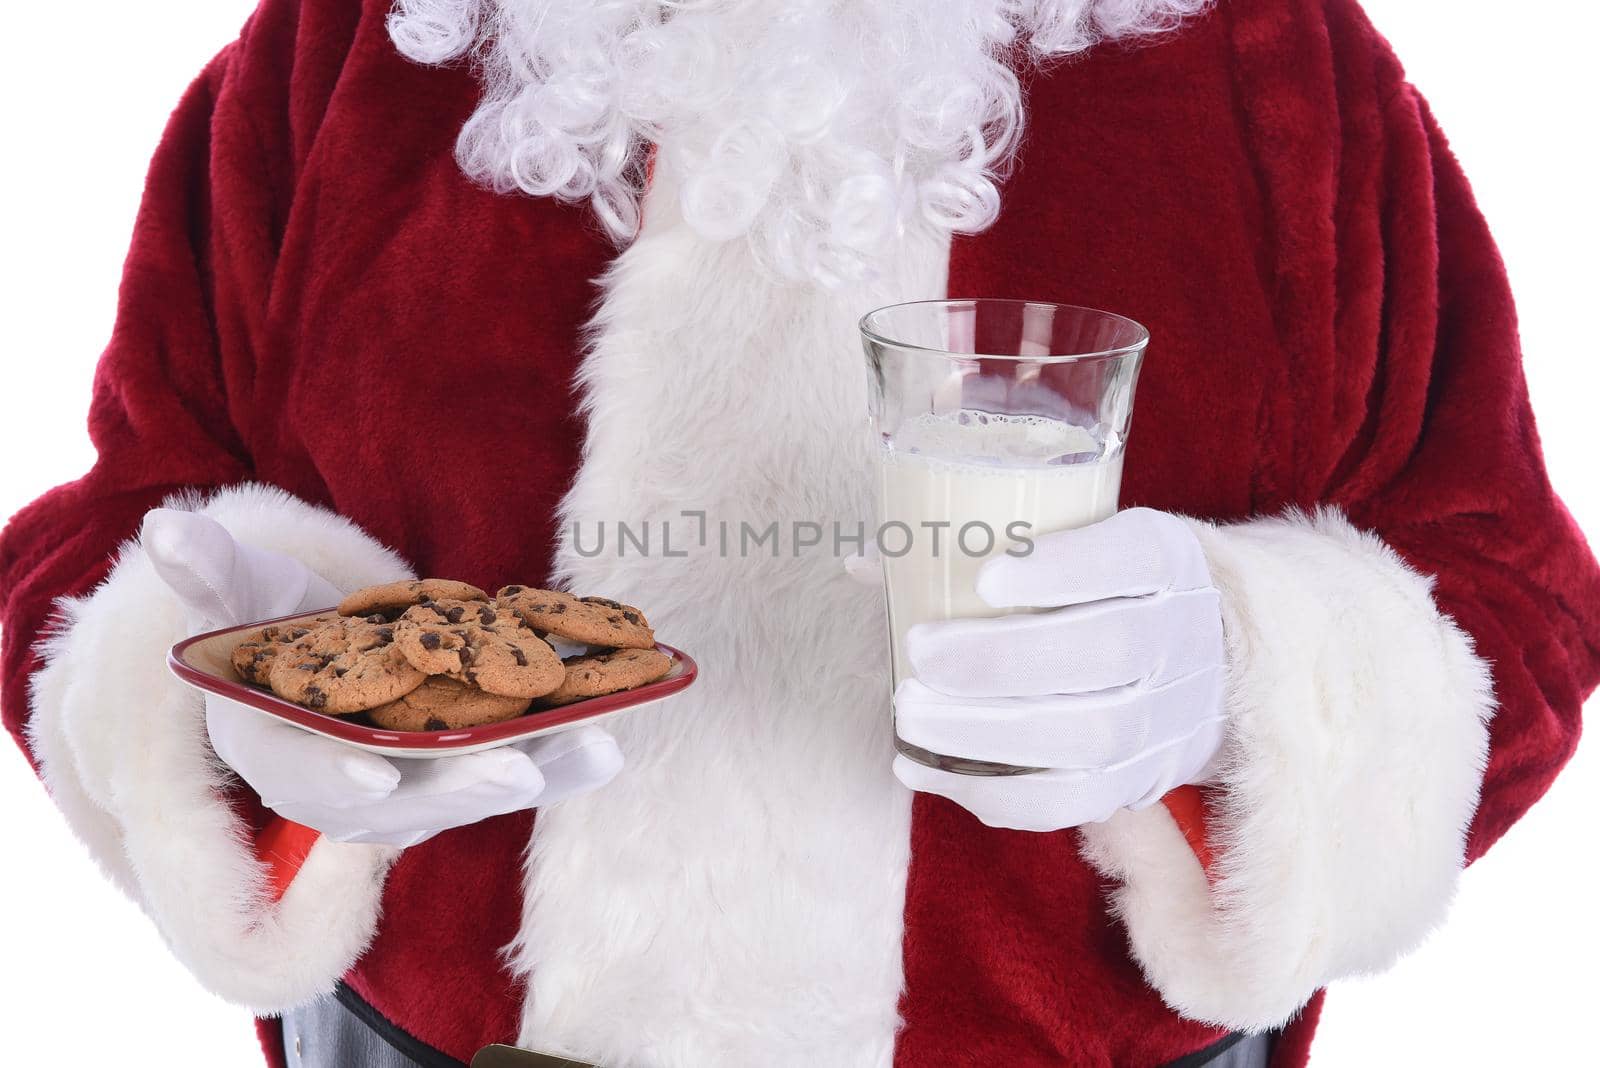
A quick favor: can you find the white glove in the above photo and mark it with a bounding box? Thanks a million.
[142,507,623,847]
[891,508,1227,832]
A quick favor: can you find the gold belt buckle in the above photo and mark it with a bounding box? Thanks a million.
[471,1044,602,1068]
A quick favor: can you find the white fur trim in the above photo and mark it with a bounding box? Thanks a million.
[511,156,949,1063]
[25,484,414,1011]
[1079,507,1495,1031]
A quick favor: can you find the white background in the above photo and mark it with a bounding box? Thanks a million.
[0,1,1594,1064]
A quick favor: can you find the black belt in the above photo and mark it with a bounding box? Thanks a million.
[295,981,1272,1068]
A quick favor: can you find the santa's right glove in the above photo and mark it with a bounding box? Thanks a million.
[142,507,622,846]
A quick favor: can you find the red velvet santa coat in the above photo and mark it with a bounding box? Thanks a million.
[4,0,1598,1065]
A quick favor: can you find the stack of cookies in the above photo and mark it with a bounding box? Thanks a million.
[231,579,673,731]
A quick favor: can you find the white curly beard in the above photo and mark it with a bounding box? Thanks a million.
[388,0,1209,286]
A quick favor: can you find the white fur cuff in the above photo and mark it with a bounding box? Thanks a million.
[25,484,414,1011]
[1079,508,1494,1031]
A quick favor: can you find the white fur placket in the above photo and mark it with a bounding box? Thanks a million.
[511,161,950,1065]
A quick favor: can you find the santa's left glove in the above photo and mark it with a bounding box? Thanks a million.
[143,508,623,847]
[892,508,1226,832]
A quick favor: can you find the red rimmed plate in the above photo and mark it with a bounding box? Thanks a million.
[168,608,697,758]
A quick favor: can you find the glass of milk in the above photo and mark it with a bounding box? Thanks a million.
[860,300,1148,776]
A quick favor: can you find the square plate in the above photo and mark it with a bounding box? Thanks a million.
[169,609,697,757]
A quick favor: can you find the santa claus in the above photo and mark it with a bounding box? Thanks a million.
[4,0,1597,1065]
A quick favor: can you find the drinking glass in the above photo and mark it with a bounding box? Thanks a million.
[861,299,1148,776]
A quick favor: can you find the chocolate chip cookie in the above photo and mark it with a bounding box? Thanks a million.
[230,615,337,685]
[537,647,673,707]
[337,578,489,619]
[367,676,532,732]
[495,586,655,650]
[392,599,563,698]
[266,618,427,713]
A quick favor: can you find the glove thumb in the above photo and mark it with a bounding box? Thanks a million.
[842,541,883,587]
[142,507,338,629]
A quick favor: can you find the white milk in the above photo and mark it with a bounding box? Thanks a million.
[877,411,1124,687]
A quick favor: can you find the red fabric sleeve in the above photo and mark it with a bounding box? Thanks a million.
[1158,83,1600,878]
[1160,785,1214,875]
[1167,2,1600,875]
[1325,91,1600,860]
[0,0,337,765]
[0,59,243,761]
